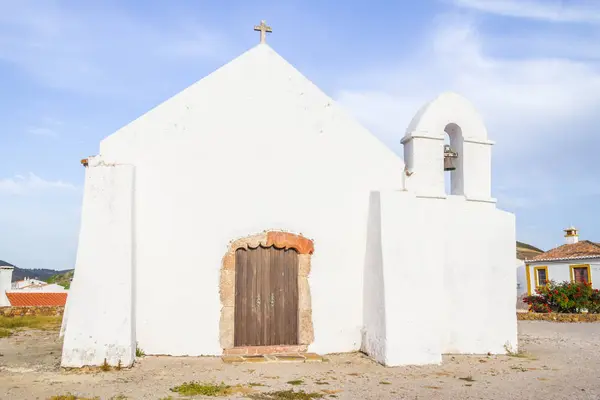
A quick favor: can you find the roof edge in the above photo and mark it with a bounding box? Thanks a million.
[525,255,600,263]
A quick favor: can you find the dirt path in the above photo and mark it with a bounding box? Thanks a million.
[1,321,600,399]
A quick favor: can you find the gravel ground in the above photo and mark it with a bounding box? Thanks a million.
[1,321,600,399]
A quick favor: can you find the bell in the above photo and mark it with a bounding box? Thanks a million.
[444,144,458,171]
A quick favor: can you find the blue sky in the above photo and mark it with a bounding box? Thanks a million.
[1,0,599,270]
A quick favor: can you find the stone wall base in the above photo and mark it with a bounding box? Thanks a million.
[1,306,64,317]
[224,345,307,355]
[518,312,600,322]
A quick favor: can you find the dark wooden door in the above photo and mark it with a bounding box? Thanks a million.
[234,246,299,347]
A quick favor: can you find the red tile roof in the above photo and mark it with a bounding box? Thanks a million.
[6,292,67,307]
[527,240,600,262]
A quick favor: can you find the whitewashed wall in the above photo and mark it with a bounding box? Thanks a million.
[64,43,517,367]
[61,162,136,367]
[526,259,600,293]
[362,190,446,366]
[361,192,387,364]
[96,44,405,358]
[516,261,527,297]
[0,266,13,307]
[380,191,445,365]
[442,198,516,354]
[362,191,517,365]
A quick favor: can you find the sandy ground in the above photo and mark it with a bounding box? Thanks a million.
[1,321,600,399]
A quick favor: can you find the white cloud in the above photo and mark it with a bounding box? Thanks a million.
[336,17,600,155]
[334,14,600,214]
[451,0,600,23]
[0,173,77,195]
[27,126,58,137]
[0,2,228,98]
[25,117,64,137]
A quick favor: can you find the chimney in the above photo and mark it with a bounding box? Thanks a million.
[564,226,579,245]
[0,266,14,307]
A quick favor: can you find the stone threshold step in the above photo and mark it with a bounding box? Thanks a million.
[222,353,322,364]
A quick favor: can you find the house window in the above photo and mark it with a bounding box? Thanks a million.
[534,266,549,287]
[570,265,591,284]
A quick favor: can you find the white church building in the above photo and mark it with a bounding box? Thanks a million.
[61,22,517,368]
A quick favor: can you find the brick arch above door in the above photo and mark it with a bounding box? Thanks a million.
[219,231,315,353]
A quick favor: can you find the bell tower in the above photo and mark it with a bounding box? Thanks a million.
[402,92,496,203]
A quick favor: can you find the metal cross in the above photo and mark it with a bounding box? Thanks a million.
[254,20,272,44]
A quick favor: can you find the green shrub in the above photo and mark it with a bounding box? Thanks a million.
[524,281,600,313]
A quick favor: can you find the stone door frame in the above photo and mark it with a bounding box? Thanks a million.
[220,231,314,355]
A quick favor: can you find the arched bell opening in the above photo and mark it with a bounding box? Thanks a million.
[444,123,464,196]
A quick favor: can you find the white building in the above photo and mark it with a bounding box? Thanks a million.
[516,259,526,297]
[525,227,600,295]
[0,265,68,307]
[0,261,14,307]
[11,276,67,292]
[12,277,50,289]
[516,242,544,309]
[61,23,517,369]
[16,283,67,292]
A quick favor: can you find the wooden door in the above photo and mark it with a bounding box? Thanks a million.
[234,246,299,347]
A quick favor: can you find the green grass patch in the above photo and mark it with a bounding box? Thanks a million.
[171,382,230,396]
[248,390,323,400]
[100,359,111,372]
[47,394,99,400]
[0,315,62,337]
[504,343,534,359]
[286,380,304,386]
[510,365,528,372]
[170,381,253,397]
[135,343,145,357]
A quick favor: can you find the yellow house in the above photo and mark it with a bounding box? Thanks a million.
[525,227,600,295]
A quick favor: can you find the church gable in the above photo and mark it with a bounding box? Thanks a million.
[98,44,404,190]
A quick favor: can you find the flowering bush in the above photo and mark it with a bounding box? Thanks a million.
[523,293,551,313]
[589,289,600,314]
[523,281,600,313]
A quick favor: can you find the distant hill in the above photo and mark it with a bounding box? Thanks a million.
[516,241,544,260]
[11,266,74,286]
[47,270,74,289]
